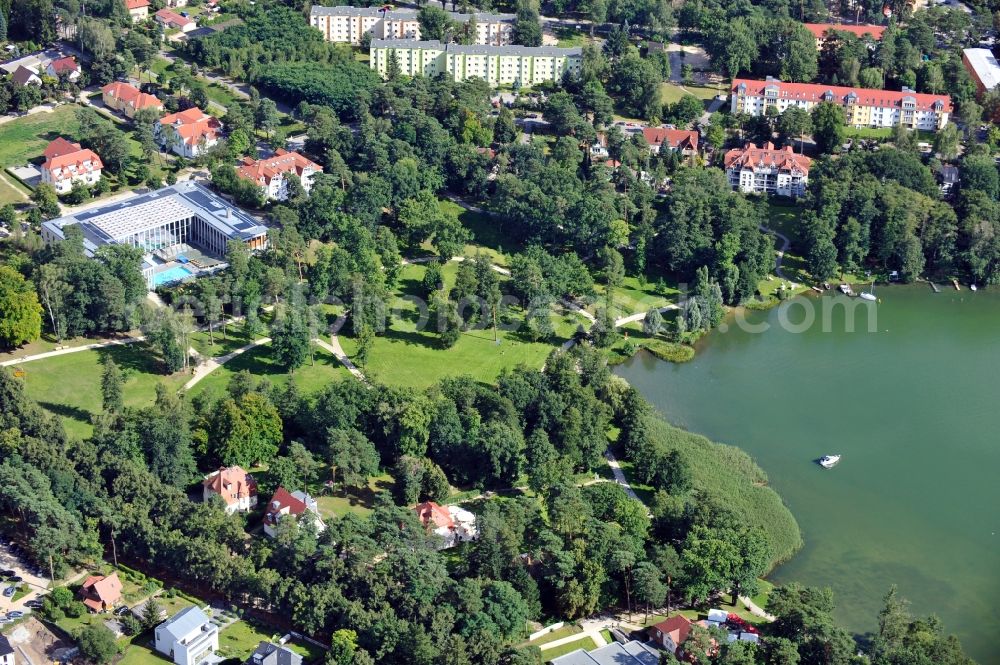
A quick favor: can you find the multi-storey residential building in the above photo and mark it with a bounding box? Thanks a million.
[102,81,163,119]
[309,5,514,45]
[202,466,258,514]
[40,137,103,194]
[370,40,582,87]
[802,23,885,48]
[237,149,322,201]
[641,127,699,156]
[724,141,812,198]
[962,48,1000,97]
[731,78,951,131]
[156,107,222,158]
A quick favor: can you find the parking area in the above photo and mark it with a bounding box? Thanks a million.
[0,542,50,618]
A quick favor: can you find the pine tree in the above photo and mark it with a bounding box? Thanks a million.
[100,358,124,414]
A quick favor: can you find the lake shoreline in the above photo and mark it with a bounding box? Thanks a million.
[613,285,1000,662]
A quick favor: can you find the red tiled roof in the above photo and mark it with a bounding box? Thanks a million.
[414,501,454,530]
[48,56,79,75]
[125,0,150,9]
[155,8,193,26]
[265,487,307,525]
[159,107,222,145]
[44,137,81,160]
[79,573,123,611]
[732,78,953,113]
[42,138,103,180]
[237,149,321,186]
[203,466,257,506]
[642,127,699,151]
[650,615,692,647]
[102,82,162,111]
[724,141,812,175]
[803,23,886,40]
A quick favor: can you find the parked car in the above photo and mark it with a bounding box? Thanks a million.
[24,600,43,609]
[6,611,23,620]
[2,586,15,597]
[8,576,22,583]
[114,606,130,617]
[0,570,14,577]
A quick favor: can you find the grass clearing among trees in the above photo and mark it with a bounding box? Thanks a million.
[19,343,188,439]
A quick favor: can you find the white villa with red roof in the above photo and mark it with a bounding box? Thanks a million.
[263,488,325,538]
[413,501,478,549]
[202,466,258,514]
[102,82,163,119]
[78,572,123,613]
[155,107,222,158]
[40,138,103,194]
[125,0,150,22]
[641,127,699,156]
[731,77,951,131]
[724,142,812,198]
[46,56,81,81]
[237,149,322,201]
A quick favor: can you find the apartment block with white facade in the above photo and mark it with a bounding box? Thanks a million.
[723,142,812,198]
[731,78,952,131]
[310,5,514,45]
[370,40,582,87]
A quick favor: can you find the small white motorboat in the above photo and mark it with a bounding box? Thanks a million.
[859,279,877,301]
[971,284,978,292]
[819,455,841,469]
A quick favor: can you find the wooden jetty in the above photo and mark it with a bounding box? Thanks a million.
[930,282,941,293]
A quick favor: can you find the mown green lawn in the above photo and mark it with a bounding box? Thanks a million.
[526,623,582,646]
[337,262,589,389]
[189,325,256,358]
[660,82,724,105]
[592,274,679,318]
[542,635,598,662]
[0,105,83,168]
[435,199,519,266]
[315,473,394,520]
[216,620,284,660]
[189,342,351,400]
[0,176,29,204]
[19,343,188,439]
[554,28,591,48]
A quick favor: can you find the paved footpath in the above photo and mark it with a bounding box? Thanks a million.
[183,337,270,390]
[315,336,366,381]
[0,336,145,367]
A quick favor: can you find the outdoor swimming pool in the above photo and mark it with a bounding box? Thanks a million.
[152,265,194,287]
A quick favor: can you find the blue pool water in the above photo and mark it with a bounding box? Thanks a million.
[153,265,194,287]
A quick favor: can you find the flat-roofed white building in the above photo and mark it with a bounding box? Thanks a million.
[370,39,582,87]
[40,181,269,289]
[962,48,1000,96]
[309,5,514,45]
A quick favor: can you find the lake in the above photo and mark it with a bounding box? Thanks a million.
[614,285,1000,662]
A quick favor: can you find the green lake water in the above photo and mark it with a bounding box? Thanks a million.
[614,285,1000,662]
